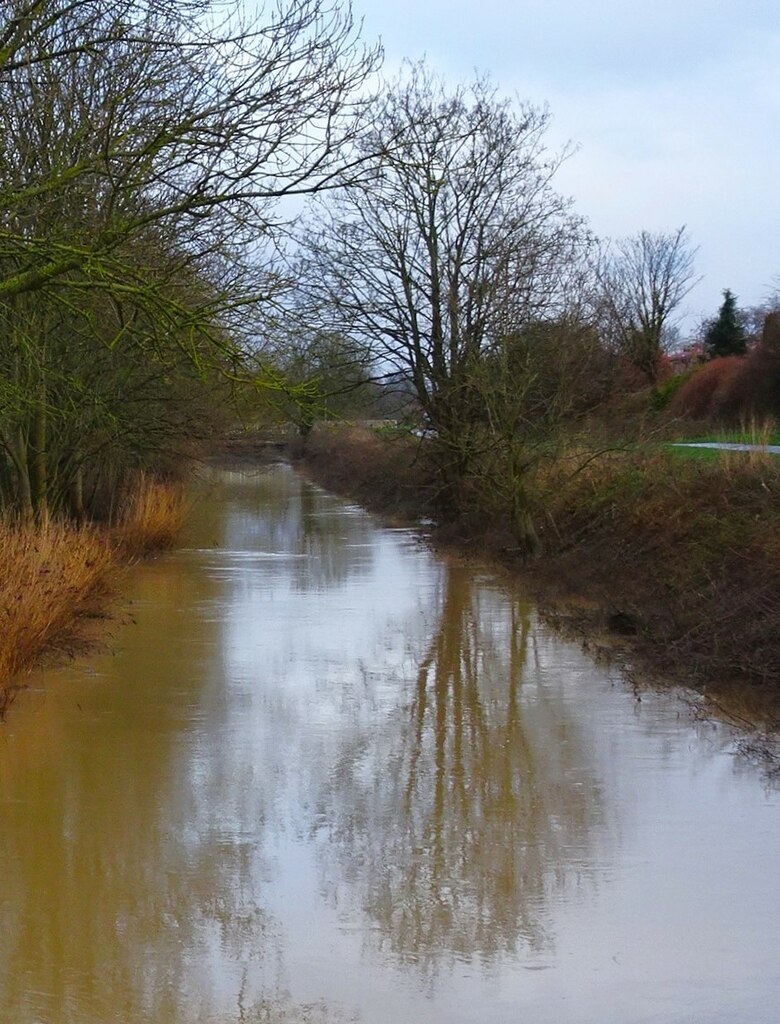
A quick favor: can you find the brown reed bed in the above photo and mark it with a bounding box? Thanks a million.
[0,474,189,713]
[0,517,115,714]
[113,473,188,556]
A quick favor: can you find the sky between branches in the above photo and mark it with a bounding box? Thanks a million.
[352,0,779,335]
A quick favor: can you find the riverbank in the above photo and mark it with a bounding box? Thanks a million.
[291,427,780,718]
[0,475,186,716]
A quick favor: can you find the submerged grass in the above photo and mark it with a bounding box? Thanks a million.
[0,474,189,713]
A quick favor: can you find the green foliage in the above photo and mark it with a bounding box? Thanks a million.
[650,370,694,411]
[371,422,411,440]
[262,329,383,436]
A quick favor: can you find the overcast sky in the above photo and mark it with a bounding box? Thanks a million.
[353,0,779,334]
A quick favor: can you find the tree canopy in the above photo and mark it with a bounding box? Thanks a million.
[596,227,698,383]
[295,66,594,541]
[0,0,380,515]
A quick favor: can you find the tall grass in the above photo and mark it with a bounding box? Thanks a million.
[0,473,189,710]
[114,473,188,556]
[0,517,115,711]
[529,447,780,691]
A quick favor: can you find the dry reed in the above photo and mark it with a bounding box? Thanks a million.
[0,474,189,709]
[0,517,115,709]
[114,473,188,556]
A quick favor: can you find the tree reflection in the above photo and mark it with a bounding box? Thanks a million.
[317,565,604,973]
[229,988,359,1024]
[292,479,376,592]
[0,467,607,1018]
[204,466,376,592]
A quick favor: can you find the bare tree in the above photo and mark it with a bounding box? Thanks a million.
[596,226,699,384]
[297,65,590,538]
[0,0,381,301]
[0,0,381,514]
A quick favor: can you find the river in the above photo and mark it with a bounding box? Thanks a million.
[1,463,778,1023]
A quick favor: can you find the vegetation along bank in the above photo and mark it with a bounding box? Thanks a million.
[293,425,780,722]
[0,475,187,717]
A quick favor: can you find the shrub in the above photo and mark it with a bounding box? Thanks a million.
[669,357,744,419]
[651,370,694,411]
[531,448,780,689]
[725,314,780,420]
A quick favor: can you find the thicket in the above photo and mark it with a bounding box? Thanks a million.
[2,0,778,703]
[286,68,711,553]
[530,449,780,694]
[0,0,380,698]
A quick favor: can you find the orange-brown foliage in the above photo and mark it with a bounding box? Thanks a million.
[670,313,780,423]
[669,356,744,419]
[728,330,780,420]
[0,474,189,710]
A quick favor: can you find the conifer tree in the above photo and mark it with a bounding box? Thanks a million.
[704,289,747,359]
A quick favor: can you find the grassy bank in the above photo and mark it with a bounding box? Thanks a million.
[0,476,187,715]
[294,427,780,711]
[113,473,188,556]
[530,448,780,696]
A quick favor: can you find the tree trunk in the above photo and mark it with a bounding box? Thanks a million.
[31,378,47,516]
[13,427,33,519]
[71,464,85,522]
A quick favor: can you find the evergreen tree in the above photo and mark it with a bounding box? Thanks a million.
[704,289,747,359]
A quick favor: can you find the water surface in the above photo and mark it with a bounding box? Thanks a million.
[1,464,779,1023]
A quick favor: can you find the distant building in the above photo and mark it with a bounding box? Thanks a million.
[668,341,705,372]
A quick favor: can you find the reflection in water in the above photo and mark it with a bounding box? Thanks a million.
[218,468,376,593]
[317,565,602,975]
[0,464,779,1024]
[0,556,280,1023]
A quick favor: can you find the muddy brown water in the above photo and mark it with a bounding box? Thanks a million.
[1,463,779,1024]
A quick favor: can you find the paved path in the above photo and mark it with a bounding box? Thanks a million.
[670,441,780,454]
